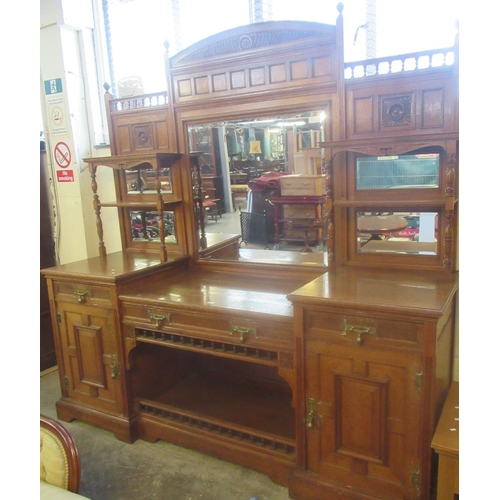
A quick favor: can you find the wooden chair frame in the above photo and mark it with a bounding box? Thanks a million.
[40,414,81,493]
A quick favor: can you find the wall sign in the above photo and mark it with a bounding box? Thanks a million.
[44,78,69,137]
[44,78,63,95]
[56,170,75,183]
[53,141,75,182]
[54,141,72,169]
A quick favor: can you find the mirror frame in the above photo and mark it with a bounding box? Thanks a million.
[179,100,334,268]
[163,19,343,271]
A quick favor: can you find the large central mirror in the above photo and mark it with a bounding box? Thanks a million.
[188,109,329,267]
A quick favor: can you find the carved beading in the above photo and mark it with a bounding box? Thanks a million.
[173,28,330,64]
[138,401,295,457]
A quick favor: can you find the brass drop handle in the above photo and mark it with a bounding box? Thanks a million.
[110,355,118,379]
[230,325,257,344]
[74,290,89,303]
[343,322,377,345]
[149,313,170,329]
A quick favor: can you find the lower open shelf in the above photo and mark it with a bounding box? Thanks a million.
[135,370,295,458]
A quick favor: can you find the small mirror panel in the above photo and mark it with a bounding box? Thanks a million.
[357,211,438,255]
[129,209,177,243]
[356,154,439,190]
[125,167,172,195]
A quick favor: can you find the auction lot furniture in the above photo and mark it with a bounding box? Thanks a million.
[43,8,458,500]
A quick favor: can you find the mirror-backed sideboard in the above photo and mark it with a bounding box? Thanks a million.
[43,7,459,499]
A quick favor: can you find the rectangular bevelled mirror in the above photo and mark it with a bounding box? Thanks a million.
[125,166,172,195]
[356,154,440,190]
[188,110,330,267]
[356,211,438,255]
[128,209,177,244]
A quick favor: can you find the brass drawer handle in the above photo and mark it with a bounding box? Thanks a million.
[74,290,89,303]
[149,312,171,329]
[343,322,377,345]
[230,325,257,344]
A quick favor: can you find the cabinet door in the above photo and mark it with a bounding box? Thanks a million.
[305,339,424,499]
[56,301,124,414]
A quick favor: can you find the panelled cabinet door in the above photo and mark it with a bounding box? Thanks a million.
[56,301,124,414]
[305,340,424,499]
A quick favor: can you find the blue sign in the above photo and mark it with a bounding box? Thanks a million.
[44,78,63,95]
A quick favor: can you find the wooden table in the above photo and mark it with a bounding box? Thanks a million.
[357,214,408,240]
[431,381,459,499]
[230,172,248,184]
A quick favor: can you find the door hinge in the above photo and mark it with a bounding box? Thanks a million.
[56,312,61,324]
[411,469,420,494]
[63,375,69,390]
[110,355,119,379]
[414,371,423,392]
[306,398,318,428]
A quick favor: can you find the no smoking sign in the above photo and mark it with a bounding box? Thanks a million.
[54,141,72,169]
[54,141,74,182]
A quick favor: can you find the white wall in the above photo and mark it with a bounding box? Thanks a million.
[40,0,121,265]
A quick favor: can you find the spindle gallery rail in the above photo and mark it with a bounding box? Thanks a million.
[107,88,169,112]
[344,47,456,80]
[103,47,457,112]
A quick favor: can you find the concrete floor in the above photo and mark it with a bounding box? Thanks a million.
[40,369,291,500]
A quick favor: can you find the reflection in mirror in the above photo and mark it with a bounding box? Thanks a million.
[356,153,439,190]
[125,166,172,195]
[357,211,437,255]
[188,111,328,263]
[129,209,176,243]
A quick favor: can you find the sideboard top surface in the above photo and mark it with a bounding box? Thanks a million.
[41,250,189,284]
[288,266,459,318]
[119,267,312,319]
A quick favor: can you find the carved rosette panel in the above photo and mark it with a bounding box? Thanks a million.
[133,124,153,149]
[380,95,412,128]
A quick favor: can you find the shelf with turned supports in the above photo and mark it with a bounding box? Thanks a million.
[83,152,186,262]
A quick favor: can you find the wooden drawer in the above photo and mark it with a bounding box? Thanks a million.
[53,281,112,307]
[121,302,294,350]
[280,175,326,196]
[304,309,423,352]
[282,204,322,219]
